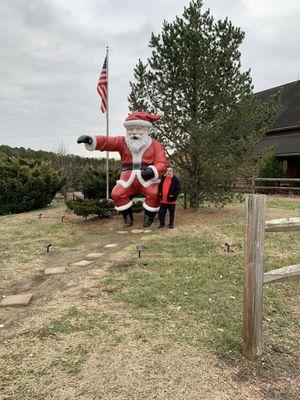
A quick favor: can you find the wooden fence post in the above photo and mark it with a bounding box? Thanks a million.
[243,194,266,360]
[251,177,256,194]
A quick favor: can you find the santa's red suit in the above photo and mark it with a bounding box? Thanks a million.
[85,135,168,212]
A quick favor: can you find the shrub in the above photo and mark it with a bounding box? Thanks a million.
[80,167,119,199]
[256,148,282,186]
[0,156,65,215]
[132,200,144,213]
[66,199,115,218]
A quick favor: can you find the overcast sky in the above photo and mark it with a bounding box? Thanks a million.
[1,0,299,157]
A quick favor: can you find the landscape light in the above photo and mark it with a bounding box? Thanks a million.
[225,241,233,253]
[136,244,143,258]
[44,241,52,253]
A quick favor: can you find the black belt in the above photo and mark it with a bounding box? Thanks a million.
[121,163,150,171]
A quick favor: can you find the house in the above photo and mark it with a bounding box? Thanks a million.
[255,80,300,178]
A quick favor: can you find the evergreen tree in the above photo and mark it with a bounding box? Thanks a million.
[128,0,276,207]
[0,155,65,215]
[66,199,115,219]
[80,166,119,199]
[0,145,121,193]
[256,147,282,186]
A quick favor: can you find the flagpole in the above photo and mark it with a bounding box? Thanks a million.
[106,46,109,200]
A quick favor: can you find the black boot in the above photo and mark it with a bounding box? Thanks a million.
[143,210,156,228]
[121,207,133,227]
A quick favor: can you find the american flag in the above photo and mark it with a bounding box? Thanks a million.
[97,56,108,113]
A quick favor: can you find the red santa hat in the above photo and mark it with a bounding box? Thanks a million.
[124,110,164,128]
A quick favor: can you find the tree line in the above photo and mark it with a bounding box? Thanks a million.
[0,145,120,195]
[0,145,120,215]
[0,155,65,215]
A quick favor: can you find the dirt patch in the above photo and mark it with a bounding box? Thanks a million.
[108,259,135,271]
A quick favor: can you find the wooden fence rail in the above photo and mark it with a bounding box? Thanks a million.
[265,217,300,232]
[243,194,300,360]
[263,264,300,284]
[251,177,300,194]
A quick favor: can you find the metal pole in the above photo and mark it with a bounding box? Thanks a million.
[106,46,110,200]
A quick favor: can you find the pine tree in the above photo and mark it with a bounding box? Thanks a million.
[0,155,65,215]
[80,166,119,200]
[128,0,276,207]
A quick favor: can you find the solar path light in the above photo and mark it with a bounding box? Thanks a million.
[225,241,233,252]
[61,215,65,223]
[44,241,52,253]
[136,244,143,258]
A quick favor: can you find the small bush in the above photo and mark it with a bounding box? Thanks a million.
[66,199,115,218]
[132,201,144,213]
[65,200,75,211]
[80,167,119,199]
[0,156,65,215]
[256,148,282,186]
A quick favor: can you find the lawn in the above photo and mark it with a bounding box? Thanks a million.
[0,196,299,399]
[105,197,300,360]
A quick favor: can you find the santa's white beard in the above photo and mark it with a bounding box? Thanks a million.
[125,133,151,154]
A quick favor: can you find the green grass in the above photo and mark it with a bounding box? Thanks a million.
[0,208,80,264]
[104,202,300,359]
[1,307,114,399]
[49,345,89,375]
[0,197,299,398]
[22,307,110,338]
[267,198,300,210]
[107,234,245,356]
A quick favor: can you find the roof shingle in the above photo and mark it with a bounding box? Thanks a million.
[256,80,300,132]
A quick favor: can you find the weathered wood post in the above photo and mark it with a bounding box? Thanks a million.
[243,194,266,360]
[251,177,256,194]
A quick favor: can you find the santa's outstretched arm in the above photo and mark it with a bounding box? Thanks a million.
[77,135,124,152]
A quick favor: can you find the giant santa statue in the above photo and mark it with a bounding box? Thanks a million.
[77,111,168,228]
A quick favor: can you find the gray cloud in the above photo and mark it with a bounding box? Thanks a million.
[0,0,299,157]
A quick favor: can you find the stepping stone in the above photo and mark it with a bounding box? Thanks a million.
[85,252,104,259]
[142,230,152,233]
[0,293,33,307]
[70,260,94,267]
[131,229,144,233]
[104,243,118,248]
[117,231,127,234]
[44,266,66,275]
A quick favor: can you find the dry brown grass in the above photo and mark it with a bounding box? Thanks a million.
[0,197,299,399]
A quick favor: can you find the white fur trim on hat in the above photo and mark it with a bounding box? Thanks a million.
[124,120,152,128]
[84,136,97,151]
